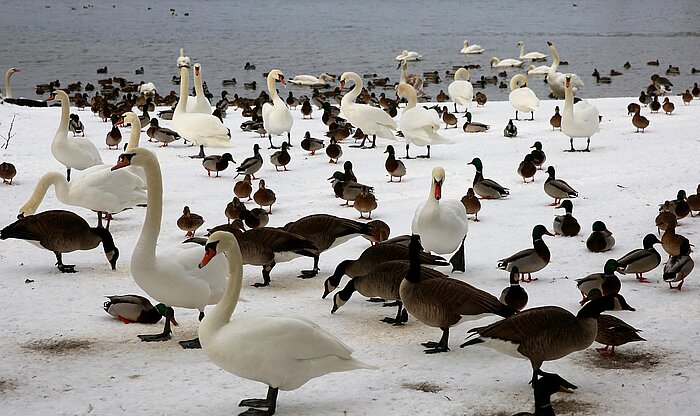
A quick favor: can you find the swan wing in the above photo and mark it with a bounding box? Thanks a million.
[344,103,397,139]
[69,165,147,213]
[448,81,473,107]
[509,88,540,112]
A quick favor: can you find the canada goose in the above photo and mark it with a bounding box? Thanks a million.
[663,252,694,290]
[576,259,623,305]
[661,217,690,257]
[517,154,537,183]
[504,119,518,137]
[498,225,554,282]
[461,293,635,385]
[202,153,235,177]
[234,144,263,179]
[326,138,343,163]
[549,106,561,130]
[283,214,377,278]
[253,179,276,213]
[354,186,377,219]
[196,231,375,416]
[586,221,615,252]
[553,200,580,236]
[544,166,577,206]
[331,260,448,325]
[662,97,675,114]
[1,209,119,273]
[233,174,253,201]
[401,235,516,353]
[616,234,661,282]
[177,206,204,237]
[529,141,546,169]
[322,239,449,298]
[68,113,84,137]
[103,295,163,324]
[384,145,406,182]
[468,157,509,199]
[224,197,246,223]
[0,162,17,184]
[595,314,645,356]
[300,131,324,155]
[500,267,528,311]
[512,373,578,416]
[687,184,700,216]
[461,188,481,221]
[627,102,641,116]
[239,207,269,229]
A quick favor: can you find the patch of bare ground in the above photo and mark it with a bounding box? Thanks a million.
[551,396,597,415]
[577,348,663,370]
[401,381,443,393]
[0,379,18,394]
[21,338,92,355]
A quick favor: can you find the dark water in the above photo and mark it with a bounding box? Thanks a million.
[1,0,699,102]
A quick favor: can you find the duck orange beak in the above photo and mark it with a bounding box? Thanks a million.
[199,247,216,269]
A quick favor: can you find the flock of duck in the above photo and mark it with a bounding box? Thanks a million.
[1,41,699,415]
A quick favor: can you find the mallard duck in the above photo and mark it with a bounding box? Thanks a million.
[436,89,449,102]
[661,217,690,257]
[103,295,164,324]
[681,90,693,105]
[528,141,546,170]
[401,235,516,353]
[461,187,481,221]
[475,91,487,106]
[655,201,676,234]
[270,141,291,171]
[441,106,458,128]
[354,186,377,219]
[177,206,204,237]
[576,259,622,305]
[664,190,691,220]
[549,106,561,130]
[595,314,645,356]
[462,294,635,385]
[343,160,358,183]
[148,119,181,147]
[662,97,675,114]
[517,154,537,183]
[663,252,694,291]
[616,234,661,282]
[632,108,649,132]
[512,373,578,416]
[106,123,122,150]
[300,131,324,155]
[544,166,577,206]
[627,102,641,116]
[498,225,553,282]
[638,91,652,106]
[68,113,84,137]
[468,157,509,199]
[462,111,490,132]
[203,153,235,177]
[234,144,263,179]
[326,138,342,163]
[224,197,246,223]
[233,174,253,201]
[384,145,406,182]
[0,161,17,184]
[586,221,615,252]
[687,184,700,216]
[649,95,661,113]
[239,207,269,229]
[553,200,580,236]
[500,266,528,311]
[253,179,276,214]
[503,119,518,137]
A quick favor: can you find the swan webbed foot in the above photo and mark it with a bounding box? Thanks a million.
[449,237,466,273]
[421,341,450,354]
[416,154,430,159]
[178,337,202,349]
[239,386,278,415]
[239,408,274,415]
[298,268,319,278]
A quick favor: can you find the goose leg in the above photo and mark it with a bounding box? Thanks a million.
[448,237,467,273]
[299,256,320,278]
[138,307,175,342]
[54,252,76,273]
[179,311,205,349]
[422,328,450,354]
[381,302,408,325]
[239,386,278,415]
[66,168,72,182]
[253,263,274,287]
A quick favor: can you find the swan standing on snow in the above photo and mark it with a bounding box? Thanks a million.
[508,74,540,121]
[489,57,524,68]
[412,167,469,272]
[396,83,454,159]
[49,90,102,181]
[396,50,422,61]
[186,63,212,114]
[262,69,294,149]
[111,147,228,348]
[173,62,231,157]
[448,68,474,113]
[198,231,376,416]
[517,41,548,61]
[289,73,334,87]
[546,41,583,99]
[460,40,484,54]
[340,72,397,149]
[562,74,599,152]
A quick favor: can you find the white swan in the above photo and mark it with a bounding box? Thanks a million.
[489,57,524,68]
[460,40,484,54]
[517,41,547,61]
[289,73,334,87]
[508,74,540,121]
[412,167,469,272]
[111,147,228,347]
[176,47,191,69]
[561,74,599,152]
[262,69,294,149]
[398,59,425,98]
[186,63,212,114]
[340,72,397,149]
[198,231,376,415]
[527,64,551,76]
[5,67,16,98]
[448,68,474,113]
[172,64,231,150]
[396,83,454,159]
[49,90,103,181]
[395,50,422,61]
[546,41,583,99]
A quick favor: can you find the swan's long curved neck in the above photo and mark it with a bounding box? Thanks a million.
[19,172,65,215]
[399,62,407,84]
[519,43,525,57]
[549,45,560,72]
[5,69,13,98]
[175,66,189,113]
[267,74,282,104]
[403,88,417,109]
[134,155,164,264]
[57,93,70,134]
[126,120,141,150]
[563,82,574,118]
[206,245,244,329]
[194,67,205,97]
[341,74,362,107]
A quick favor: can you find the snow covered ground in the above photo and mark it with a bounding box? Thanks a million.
[0,91,697,415]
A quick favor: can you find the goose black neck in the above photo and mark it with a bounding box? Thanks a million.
[338,279,356,301]
[577,295,613,319]
[94,226,117,252]
[406,237,423,284]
